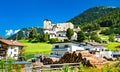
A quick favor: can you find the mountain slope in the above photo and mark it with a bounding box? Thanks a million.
[68,6,119,26]
[93,8,120,35]
[8,27,43,40]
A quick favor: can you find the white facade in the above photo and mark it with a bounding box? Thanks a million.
[115,38,120,42]
[0,39,24,60]
[51,42,86,57]
[51,42,107,58]
[56,31,66,37]
[52,43,71,56]
[82,42,106,52]
[99,51,120,58]
[100,51,113,58]
[7,46,19,59]
[43,20,79,41]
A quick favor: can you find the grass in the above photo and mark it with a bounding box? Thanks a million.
[105,42,120,51]
[100,35,109,40]
[18,40,52,55]
[41,62,120,72]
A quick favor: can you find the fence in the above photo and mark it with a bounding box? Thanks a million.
[32,62,81,72]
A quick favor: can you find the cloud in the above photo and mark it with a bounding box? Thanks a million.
[14,29,20,34]
[5,29,14,36]
[5,29,20,36]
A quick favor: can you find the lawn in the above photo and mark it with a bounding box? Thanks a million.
[19,40,52,55]
[105,42,120,51]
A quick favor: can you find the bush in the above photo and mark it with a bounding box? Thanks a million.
[62,65,69,72]
[49,38,61,43]
[90,36,102,43]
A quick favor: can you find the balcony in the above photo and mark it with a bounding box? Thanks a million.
[0,52,6,56]
[0,54,6,56]
[0,48,6,51]
[52,47,70,51]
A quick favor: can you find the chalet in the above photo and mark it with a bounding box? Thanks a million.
[0,39,24,60]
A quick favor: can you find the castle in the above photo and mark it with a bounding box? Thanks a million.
[43,19,80,41]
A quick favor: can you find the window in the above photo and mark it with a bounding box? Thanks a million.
[59,34,61,36]
[14,54,17,57]
[55,45,59,48]
[14,49,17,52]
[11,47,13,49]
[55,51,58,55]
[64,45,69,48]
[11,52,12,54]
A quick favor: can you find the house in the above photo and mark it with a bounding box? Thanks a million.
[100,51,120,58]
[43,19,80,41]
[115,35,120,42]
[51,42,72,58]
[51,42,107,58]
[83,42,106,52]
[0,39,24,60]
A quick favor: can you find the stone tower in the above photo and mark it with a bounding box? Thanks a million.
[43,19,52,29]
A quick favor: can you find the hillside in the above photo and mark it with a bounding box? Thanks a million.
[68,6,119,26]
[8,27,43,40]
[91,8,120,35]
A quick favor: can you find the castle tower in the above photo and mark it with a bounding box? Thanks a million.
[43,19,52,29]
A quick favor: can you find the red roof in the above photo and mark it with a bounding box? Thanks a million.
[0,39,24,46]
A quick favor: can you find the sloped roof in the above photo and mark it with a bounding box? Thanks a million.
[0,39,24,46]
[86,42,104,46]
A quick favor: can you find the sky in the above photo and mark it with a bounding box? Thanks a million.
[0,0,120,37]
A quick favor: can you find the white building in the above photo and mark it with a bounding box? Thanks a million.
[115,35,120,42]
[43,19,80,41]
[51,42,106,58]
[100,51,120,58]
[84,42,106,52]
[0,39,24,60]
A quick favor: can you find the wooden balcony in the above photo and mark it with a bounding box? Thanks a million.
[0,48,7,51]
[19,49,24,52]
[0,54,6,56]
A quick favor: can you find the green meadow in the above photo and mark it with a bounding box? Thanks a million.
[19,40,52,55]
[105,42,120,51]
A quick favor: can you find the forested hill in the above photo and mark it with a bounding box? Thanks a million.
[8,27,43,40]
[68,6,119,26]
[93,8,120,35]
[79,8,120,35]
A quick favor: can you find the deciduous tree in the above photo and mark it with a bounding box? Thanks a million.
[77,30,86,42]
[66,28,74,40]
